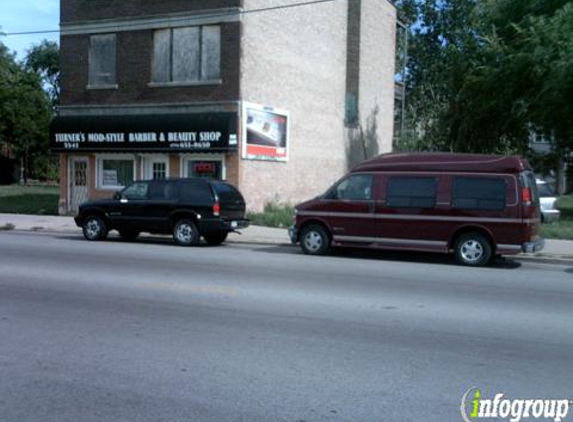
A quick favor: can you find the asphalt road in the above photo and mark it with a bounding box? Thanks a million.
[1,231,572,422]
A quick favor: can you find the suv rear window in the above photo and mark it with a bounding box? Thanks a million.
[452,177,506,210]
[211,182,244,203]
[177,180,214,203]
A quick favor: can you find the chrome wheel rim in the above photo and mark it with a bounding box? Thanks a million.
[176,223,194,244]
[304,231,323,253]
[85,219,101,239]
[460,240,483,263]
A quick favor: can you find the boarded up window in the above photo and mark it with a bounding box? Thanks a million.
[202,26,221,80]
[173,27,200,82]
[152,29,171,83]
[152,25,220,83]
[89,34,116,86]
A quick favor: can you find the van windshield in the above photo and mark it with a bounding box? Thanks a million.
[520,171,539,204]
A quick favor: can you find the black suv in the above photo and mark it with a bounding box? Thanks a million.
[74,178,249,246]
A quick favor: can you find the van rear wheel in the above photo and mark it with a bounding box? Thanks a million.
[454,232,493,266]
[300,225,330,255]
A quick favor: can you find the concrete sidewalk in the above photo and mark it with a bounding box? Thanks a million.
[1,213,572,261]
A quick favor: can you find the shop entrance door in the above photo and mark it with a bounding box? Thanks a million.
[69,158,89,213]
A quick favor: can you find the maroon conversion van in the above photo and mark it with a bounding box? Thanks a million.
[288,153,544,266]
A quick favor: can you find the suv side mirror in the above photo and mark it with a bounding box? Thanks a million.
[113,191,122,200]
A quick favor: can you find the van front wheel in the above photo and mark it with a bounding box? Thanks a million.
[454,232,493,266]
[300,225,330,255]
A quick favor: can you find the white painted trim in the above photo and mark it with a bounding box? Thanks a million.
[179,153,226,180]
[95,153,137,190]
[68,156,89,213]
[148,80,222,88]
[333,235,447,247]
[297,210,531,224]
[141,154,171,180]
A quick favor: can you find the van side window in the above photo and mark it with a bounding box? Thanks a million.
[386,177,438,208]
[452,178,506,210]
[329,174,373,201]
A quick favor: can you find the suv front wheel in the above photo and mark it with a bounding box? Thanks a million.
[173,219,200,246]
[82,216,108,241]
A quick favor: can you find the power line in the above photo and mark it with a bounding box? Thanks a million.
[1,0,341,37]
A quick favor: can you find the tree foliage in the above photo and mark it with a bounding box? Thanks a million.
[0,41,53,182]
[25,40,60,107]
[395,0,573,158]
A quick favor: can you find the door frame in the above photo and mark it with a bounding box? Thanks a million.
[141,154,170,180]
[68,156,89,214]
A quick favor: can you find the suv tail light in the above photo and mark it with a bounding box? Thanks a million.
[213,202,221,217]
[522,187,532,205]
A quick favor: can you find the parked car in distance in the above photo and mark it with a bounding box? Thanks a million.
[289,153,544,266]
[74,178,249,246]
[536,179,560,223]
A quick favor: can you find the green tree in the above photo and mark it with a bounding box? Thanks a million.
[0,41,52,183]
[395,0,572,159]
[25,40,60,107]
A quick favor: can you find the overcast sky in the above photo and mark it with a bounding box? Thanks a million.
[1,0,60,60]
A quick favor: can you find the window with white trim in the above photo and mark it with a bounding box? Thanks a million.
[98,158,135,188]
[152,25,221,84]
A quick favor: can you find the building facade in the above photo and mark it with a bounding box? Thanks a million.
[51,0,397,214]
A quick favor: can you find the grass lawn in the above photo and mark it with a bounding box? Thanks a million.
[540,194,573,240]
[0,184,60,215]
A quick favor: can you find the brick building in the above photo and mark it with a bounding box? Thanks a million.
[51,0,397,214]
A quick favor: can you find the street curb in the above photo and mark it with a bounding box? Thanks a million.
[3,227,573,264]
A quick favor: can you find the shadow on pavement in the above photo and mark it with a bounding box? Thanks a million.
[250,243,522,269]
[57,232,523,268]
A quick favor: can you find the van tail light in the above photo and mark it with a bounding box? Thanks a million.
[522,187,532,204]
[213,202,221,217]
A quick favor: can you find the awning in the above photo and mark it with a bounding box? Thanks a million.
[50,112,238,153]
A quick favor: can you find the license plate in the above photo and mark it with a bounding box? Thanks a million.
[231,221,238,228]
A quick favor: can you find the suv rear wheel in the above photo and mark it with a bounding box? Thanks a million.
[454,232,493,266]
[82,216,108,241]
[300,225,330,255]
[173,219,199,246]
[204,232,228,245]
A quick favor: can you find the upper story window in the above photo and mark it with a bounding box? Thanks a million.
[152,25,221,85]
[88,34,117,88]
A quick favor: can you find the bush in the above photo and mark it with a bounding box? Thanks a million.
[247,202,294,228]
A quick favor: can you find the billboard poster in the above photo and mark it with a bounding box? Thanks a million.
[242,102,289,162]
